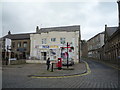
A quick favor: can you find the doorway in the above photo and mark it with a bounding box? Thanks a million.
[41,52,47,60]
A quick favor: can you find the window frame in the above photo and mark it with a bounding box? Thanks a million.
[42,38,47,44]
[60,38,65,44]
[51,38,56,42]
[23,42,27,48]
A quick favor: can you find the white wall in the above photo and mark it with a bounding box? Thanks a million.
[30,31,80,62]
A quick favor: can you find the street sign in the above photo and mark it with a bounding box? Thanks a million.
[5,38,11,52]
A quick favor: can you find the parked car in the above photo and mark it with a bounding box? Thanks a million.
[62,58,74,66]
[9,58,17,60]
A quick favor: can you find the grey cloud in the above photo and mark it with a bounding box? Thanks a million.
[1,2,118,40]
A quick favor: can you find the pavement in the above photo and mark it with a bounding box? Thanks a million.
[2,60,88,78]
[27,61,88,78]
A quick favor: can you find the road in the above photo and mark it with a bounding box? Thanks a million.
[2,59,119,88]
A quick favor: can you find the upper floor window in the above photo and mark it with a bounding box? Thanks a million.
[23,42,27,48]
[60,38,65,44]
[12,42,15,48]
[51,38,56,42]
[42,38,47,44]
[17,42,21,48]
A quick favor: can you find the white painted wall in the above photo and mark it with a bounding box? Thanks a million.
[30,31,80,63]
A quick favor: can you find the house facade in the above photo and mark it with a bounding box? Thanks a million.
[30,25,81,63]
[2,31,32,60]
[103,25,120,63]
[87,32,104,59]
[99,1,120,63]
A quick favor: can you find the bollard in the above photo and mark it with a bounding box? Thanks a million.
[51,63,54,72]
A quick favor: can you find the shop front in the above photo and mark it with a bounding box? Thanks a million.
[34,44,75,63]
[35,45,61,61]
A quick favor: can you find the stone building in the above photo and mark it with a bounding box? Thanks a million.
[104,25,118,60]
[103,25,120,63]
[101,1,120,63]
[0,38,3,60]
[30,25,81,63]
[87,32,104,59]
[81,40,88,58]
[2,31,32,60]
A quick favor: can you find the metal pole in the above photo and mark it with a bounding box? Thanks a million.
[51,63,54,72]
[67,42,69,68]
[4,48,7,64]
[61,48,62,58]
[7,45,11,65]
[8,50,11,65]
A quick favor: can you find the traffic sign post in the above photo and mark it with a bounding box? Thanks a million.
[67,42,69,68]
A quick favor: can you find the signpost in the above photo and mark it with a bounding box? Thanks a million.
[67,42,69,68]
[60,42,72,68]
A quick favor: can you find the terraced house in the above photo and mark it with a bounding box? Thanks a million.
[30,25,81,63]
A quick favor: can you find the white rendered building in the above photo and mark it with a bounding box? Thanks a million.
[30,25,81,63]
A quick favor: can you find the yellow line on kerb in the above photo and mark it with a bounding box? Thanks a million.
[31,61,91,79]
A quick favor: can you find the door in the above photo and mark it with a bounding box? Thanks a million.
[41,52,47,60]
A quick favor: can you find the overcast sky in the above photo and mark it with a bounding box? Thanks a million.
[1,0,118,40]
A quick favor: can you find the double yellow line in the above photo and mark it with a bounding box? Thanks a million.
[30,61,91,78]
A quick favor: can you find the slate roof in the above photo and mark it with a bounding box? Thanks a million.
[3,32,35,40]
[37,25,80,33]
[106,27,118,37]
[87,31,105,42]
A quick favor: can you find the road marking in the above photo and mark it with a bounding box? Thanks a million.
[30,61,91,78]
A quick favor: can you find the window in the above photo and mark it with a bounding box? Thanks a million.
[60,38,65,44]
[23,42,27,48]
[12,42,15,48]
[42,38,47,44]
[17,42,21,48]
[51,38,56,42]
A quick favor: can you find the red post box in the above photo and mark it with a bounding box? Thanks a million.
[56,58,62,70]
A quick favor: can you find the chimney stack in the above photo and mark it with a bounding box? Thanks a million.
[105,24,107,28]
[8,31,11,35]
[36,26,39,33]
